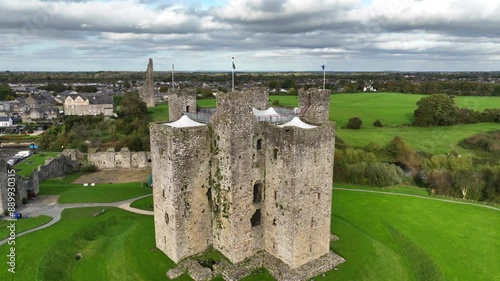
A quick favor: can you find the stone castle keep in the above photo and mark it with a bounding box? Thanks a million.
[151,88,343,280]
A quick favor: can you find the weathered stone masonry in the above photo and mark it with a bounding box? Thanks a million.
[151,88,341,280]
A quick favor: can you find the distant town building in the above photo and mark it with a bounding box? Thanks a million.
[64,95,114,116]
[0,117,13,127]
[30,107,60,120]
[25,95,52,109]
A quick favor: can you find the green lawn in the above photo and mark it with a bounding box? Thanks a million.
[130,195,154,211]
[148,103,169,122]
[323,189,500,281]
[0,207,188,281]
[0,215,52,240]
[1,187,497,281]
[15,152,60,177]
[40,174,152,203]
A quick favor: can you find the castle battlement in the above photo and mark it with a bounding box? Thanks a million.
[151,88,340,280]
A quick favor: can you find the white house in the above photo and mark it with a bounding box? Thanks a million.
[0,117,14,127]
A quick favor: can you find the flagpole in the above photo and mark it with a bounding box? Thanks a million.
[323,63,326,90]
[172,64,175,90]
[232,57,235,92]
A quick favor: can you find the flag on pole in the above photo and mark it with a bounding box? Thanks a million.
[321,65,325,70]
[232,57,236,69]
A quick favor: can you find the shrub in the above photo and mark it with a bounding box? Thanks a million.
[366,142,382,152]
[373,120,383,127]
[272,100,280,106]
[4,209,9,216]
[346,117,362,129]
[364,162,405,187]
[387,136,422,171]
[80,163,97,173]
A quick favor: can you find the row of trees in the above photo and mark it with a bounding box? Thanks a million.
[334,136,500,203]
[39,83,98,94]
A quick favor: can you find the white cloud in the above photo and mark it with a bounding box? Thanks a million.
[0,0,499,71]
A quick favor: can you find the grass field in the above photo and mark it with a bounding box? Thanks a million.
[130,195,154,211]
[15,152,60,177]
[148,103,169,122]
[173,93,500,154]
[0,215,52,240]
[39,174,152,203]
[1,186,498,281]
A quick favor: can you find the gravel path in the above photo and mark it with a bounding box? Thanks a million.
[0,194,153,246]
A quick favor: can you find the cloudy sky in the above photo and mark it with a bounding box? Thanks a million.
[1,0,500,72]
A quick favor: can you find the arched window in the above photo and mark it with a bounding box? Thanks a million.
[256,139,263,150]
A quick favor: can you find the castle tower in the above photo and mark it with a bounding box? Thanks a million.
[210,90,259,263]
[139,58,155,108]
[298,88,330,124]
[263,123,335,268]
[167,89,197,121]
[151,88,340,279]
[151,119,212,262]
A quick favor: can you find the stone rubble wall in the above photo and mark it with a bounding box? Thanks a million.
[167,89,197,121]
[87,147,152,170]
[37,153,81,181]
[298,89,331,125]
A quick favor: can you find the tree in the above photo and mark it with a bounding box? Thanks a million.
[287,88,298,96]
[346,117,362,129]
[0,84,15,100]
[281,78,296,90]
[414,94,458,126]
[116,92,147,120]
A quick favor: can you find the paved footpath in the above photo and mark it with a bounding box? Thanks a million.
[0,194,153,246]
[334,187,500,211]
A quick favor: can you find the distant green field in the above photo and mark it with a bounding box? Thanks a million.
[338,123,500,154]
[15,152,59,177]
[271,93,500,154]
[148,103,169,122]
[153,93,500,154]
[40,174,152,204]
[269,92,500,127]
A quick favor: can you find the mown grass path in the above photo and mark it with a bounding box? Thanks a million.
[0,194,153,246]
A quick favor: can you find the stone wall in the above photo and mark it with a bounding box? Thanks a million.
[298,89,330,125]
[88,147,151,170]
[37,152,81,181]
[167,89,197,121]
[0,160,32,215]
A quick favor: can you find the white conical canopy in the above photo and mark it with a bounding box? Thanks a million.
[252,107,279,116]
[278,117,317,129]
[164,115,206,128]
